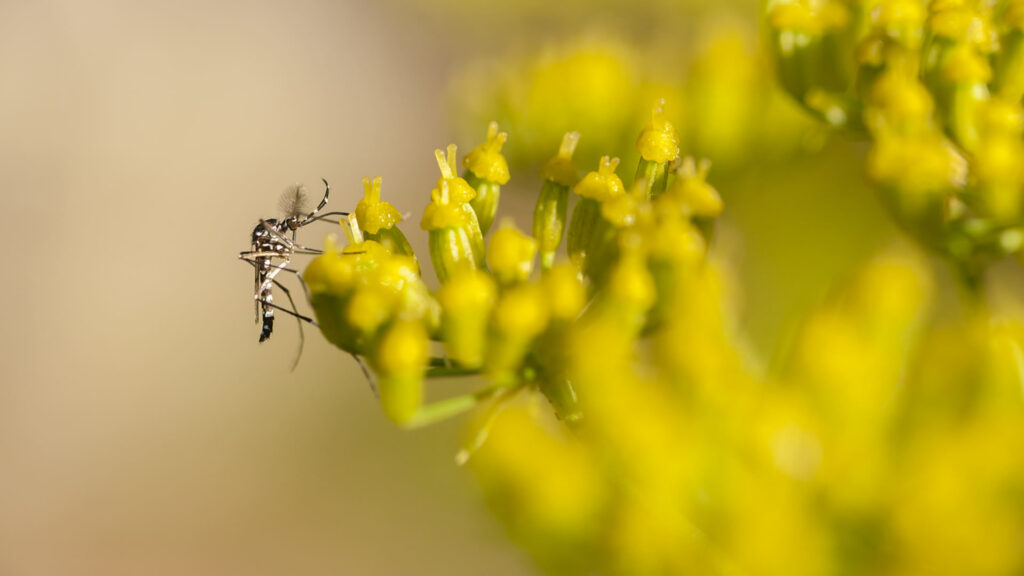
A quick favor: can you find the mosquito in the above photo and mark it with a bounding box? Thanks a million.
[239,179,349,370]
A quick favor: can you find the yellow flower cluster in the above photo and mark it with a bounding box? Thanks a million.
[301,108,716,435]
[471,244,1024,575]
[450,29,814,173]
[300,100,1024,574]
[768,0,1024,280]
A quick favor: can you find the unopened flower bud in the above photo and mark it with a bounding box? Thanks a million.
[371,320,429,425]
[634,99,679,196]
[567,155,624,271]
[488,220,537,286]
[356,176,417,267]
[464,122,510,235]
[533,132,580,270]
[438,269,497,368]
[422,181,484,284]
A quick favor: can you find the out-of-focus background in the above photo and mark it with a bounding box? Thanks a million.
[0,0,910,574]
[0,1,533,574]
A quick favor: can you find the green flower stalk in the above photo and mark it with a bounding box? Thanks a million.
[533,131,581,270]
[767,0,857,127]
[993,5,1024,102]
[531,264,587,422]
[566,155,625,272]
[463,121,510,235]
[974,100,1024,223]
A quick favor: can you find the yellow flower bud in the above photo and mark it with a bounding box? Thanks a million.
[601,180,649,229]
[422,182,485,283]
[434,144,477,203]
[345,286,393,337]
[433,144,486,259]
[487,220,537,285]
[355,176,402,235]
[463,121,510,185]
[464,122,511,235]
[355,176,417,267]
[568,156,625,271]
[573,155,625,202]
[539,131,581,187]
[664,157,722,219]
[438,269,497,368]
[488,283,550,380]
[768,1,849,36]
[533,132,581,269]
[372,320,428,425]
[304,235,358,296]
[607,251,656,316]
[635,99,679,164]
[542,264,586,322]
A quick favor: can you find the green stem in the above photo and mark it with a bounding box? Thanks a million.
[952,255,988,312]
[455,385,522,465]
[426,366,481,378]
[399,383,515,430]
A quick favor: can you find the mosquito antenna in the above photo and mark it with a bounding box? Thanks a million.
[299,178,330,226]
[279,184,310,220]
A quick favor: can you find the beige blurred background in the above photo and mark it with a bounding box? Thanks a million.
[0,1,532,574]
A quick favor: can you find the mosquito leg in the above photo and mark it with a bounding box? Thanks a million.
[271,278,305,372]
[240,250,292,260]
[258,254,291,296]
[260,220,325,256]
[305,211,350,225]
[352,354,379,398]
[241,259,317,315]
[260,220,296,251]
[274,266,313,303]
[255,297,317,325]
